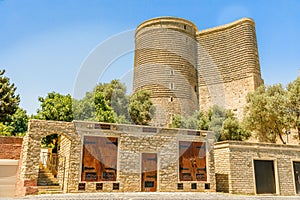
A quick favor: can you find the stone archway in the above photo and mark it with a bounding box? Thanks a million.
[16,119,81,196]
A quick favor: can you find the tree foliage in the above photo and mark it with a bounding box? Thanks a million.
[95,79,129,118]
[244,84,288,143]
[36,92,73,122]
[286,77,300,140]
[73,92,97,121]
[94,92,116,123]
[170,105,250,142]
[73,80,130,123]
[220,110,251,141]
[128,89,154,125]
[0,70,20,122]
[5,107,28,136]
[169,111,209,130]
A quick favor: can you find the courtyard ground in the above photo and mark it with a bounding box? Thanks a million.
[4,192,300,200]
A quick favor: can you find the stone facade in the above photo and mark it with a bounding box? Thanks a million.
[75,121,215,193]
[214,141,300,195]
[16,120,300,196]
[16,119,215,196]
[133,17,263,125]
[197,18,263,119]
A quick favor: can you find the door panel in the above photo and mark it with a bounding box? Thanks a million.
[141,153,157,192]
[293,162,300,194]
[254,160,276,194]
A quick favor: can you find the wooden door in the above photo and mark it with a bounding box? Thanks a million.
[293,162,300,194]
[141,153,157,192]
[254,160,276,194]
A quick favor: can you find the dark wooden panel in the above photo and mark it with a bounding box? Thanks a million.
[254,160,276,194]
[81,136,118,182]
[179,141,207,181]
[293,162,300,194]
[141,153,157,192]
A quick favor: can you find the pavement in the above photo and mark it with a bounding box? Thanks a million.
[2,192,300,200]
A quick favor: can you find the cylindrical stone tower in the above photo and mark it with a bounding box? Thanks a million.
[133,17,199,127]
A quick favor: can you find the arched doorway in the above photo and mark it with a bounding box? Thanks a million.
[16,120,81,196]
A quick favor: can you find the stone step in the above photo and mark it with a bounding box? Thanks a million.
[38,172,56,178]
[38,189,63,195]
[38,179,58,184]
[38,185,63,195]
[38,185,61,190]
[37,182,59,186]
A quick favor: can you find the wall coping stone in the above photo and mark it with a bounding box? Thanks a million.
[214,140,300,151]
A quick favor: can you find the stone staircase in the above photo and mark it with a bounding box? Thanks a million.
[37,165,63,194]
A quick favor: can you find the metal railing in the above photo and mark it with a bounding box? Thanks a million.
[40,151,58,177]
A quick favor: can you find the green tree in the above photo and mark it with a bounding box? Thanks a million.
[170,111,209,130]
[6,107,28,136]
[73,92,97,121]
[286,77,300,140]
[220,110,251,141]
[36,92,73,122]
[208,105,226,140]
[0,123,14,136]
[95,79,129,118]
[0,107,28,136]
[169,114,186,128]
[128,89,154,125]
[0,70,20,122]
[244,84,288,143]
[74,80,129,123]
[94,92,116,123]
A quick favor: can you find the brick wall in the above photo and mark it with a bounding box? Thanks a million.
[0,136,23,160]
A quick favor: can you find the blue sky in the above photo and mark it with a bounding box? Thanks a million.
[0,0,299,114]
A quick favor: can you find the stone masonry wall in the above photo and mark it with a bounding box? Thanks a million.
[214,146,230,193]
[57,135,72,193]
[74,121,215,193]
[16,120,81,196]
[17,119,215,195]
[197,18,264,119]
[214,141,300,195]
[134,17,199,126]
[133,17,264,125]
[0,136,23,160]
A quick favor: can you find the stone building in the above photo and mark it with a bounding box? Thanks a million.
[133,17,264,126]
[16,120,215,196]
[214,141,300,195]
[15,120,300,196]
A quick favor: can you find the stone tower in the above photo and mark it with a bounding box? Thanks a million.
[196,18,263,119]
[133,17,199,126]
[133,17,263,126]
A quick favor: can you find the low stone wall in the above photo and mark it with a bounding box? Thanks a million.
[214,141,300,195]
